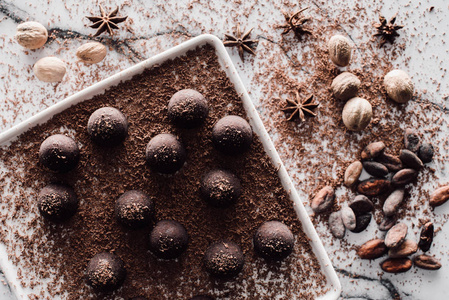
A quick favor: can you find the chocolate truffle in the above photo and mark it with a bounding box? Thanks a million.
[190,296,214,300]
[200,169,242,208]
[167,89,209,128]
[211,115,253,155]
[86,252,126,292]
[39,134,80,173]
[115,190,154,229]
[145,133,186,174]
[87,107,128,146]
[203,240,244,278]
[253,221,294,261]
[149,220,189,259]
[38,183,78,222]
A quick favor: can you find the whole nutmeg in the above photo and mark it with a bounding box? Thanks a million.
[33,57,66,82]
[342,97,372,131]
[76,42,107,64]
[383,70,414,103]
[331,72,361,101]
[15,21,48,49]
[328,35,352,67]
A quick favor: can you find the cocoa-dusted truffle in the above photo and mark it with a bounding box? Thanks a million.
[190,296,214,300]
[87,107,128,146]
[200,169,241,208]
[211,115,253,155]
[203,240,244,278]
[115,190,154,229]
[168,89,209,128]
[149,220,189,259]
[86,252,126,292]
[145,133,186,174]
[39,134,80,173]
[38,183,78,222]
[253,221,294,261]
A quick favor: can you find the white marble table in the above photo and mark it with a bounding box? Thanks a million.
[1,0,449,299]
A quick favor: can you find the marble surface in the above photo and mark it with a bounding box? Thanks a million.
[1,0,449,299]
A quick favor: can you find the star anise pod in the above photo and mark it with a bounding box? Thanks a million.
[87,5,128,37]
[278,7,312,40]
[373,13,404,48]
[281,90,319,122]
[223,25,258,61]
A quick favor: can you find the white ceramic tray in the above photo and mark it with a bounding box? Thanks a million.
[0,34,341,299]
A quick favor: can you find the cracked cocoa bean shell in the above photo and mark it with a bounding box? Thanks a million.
[351,213,371,233]
[404,128,421,153]
[418,222,434,252]
[349,195,374,215]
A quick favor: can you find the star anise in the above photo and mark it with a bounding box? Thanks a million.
[373,13,404,48]
[223,25,258,61]
[278,7,312,40]
[87,5,128,37]
[281,90,319,122]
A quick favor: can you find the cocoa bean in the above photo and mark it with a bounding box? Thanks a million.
[404,128,421,153]
[376,153,403,172]
[429,185,449,207]
[361,141,385,160]
[383,189,405,217]
[388,239,418,258]
[399,149,424,170]
[385,223,408,248]
[413,254,441,270]
[381,258,412,273]
[351,213,371,233]
[344,160,363,187]
[328,211,345,239]
[357,239,387,259]
[418,143,434,163]
[357,178,391,196]
[349,195,374,215]
[379,216,396,231]
[363,161,389,177]
[311,186,335,213]
[391,168,418,186]
[418,222,434,252]
[341,207,356,231]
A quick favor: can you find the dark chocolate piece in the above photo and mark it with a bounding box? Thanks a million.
[39,134,80,173]
[38,183,78,222]
[204,240,244,278]
[349,195,374,215]
[115,190,154,229]
[145,133,186,174]
[149,220,188,259]
[86,252,126,292]
[200,169,241,208]
[87,107,128,146]
[167,89,209,128]
[211,115,253,155]
[350,213,372,233]
[253,221,294,261]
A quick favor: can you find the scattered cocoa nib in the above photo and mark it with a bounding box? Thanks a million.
[383,189,405,217]
[379,216,396,231]
[363,161,388,177]
[413,254,441,270]
[418,222,434,252]
[429,185,449,207]
[344,160,363,187]
[391,168,418,186]
[385,223,408,248]
[404,128,421,153]
[311,186,335,213]
[349,195,374,215]
[351,213,372,233]
[388,239,418,258]
[399,149,424,170]
[361,141,385,160]
[357,178,391,196]
[341,207,356,231]
[381,258,412,273]
[328,211,345,239]
[357,239,388,259]
[418,143,434,163]
[376,152,403,172]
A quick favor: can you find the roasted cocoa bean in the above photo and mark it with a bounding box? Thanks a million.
[413,254,441,270]
[363,161,389,177]
[349,195,374,215]
[392,168,418,186]
[357,178,391,196]
[341,207,356,231]
[351,213,371,233]
[361,141,385,160]
[376,153,403,172]
[383,189,405,217]
[418,143,434,163]
[311,186,335,213]
[379,217,396,231]
[344,160,363,187]
[430,185,449,207]
[418,222,434,252]
[328,211,345,239]
[381,258,412,273]
[399,149,424,170]
[357,239,387,259]
[388,239,418,258]
[385,223,408,248]
[404,128,421,153]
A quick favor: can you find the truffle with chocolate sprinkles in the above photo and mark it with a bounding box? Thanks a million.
[38,183,79,222]
[145,133,187,174]
[200,169,242,208]
[115,190,154,229]
[86,252,126,292]
[149,220,189,259]
[253,221,295,261]
[204,240,245,278]
[39,134,80,173]
[211,115,253,155]
[87,107,128,147]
